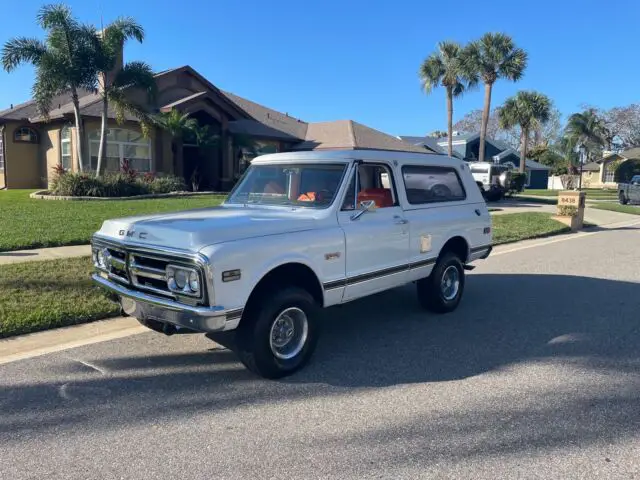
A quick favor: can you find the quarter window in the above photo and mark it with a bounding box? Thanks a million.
[341,163,397,210]
[402,165,466,204]
[14,126,39,143]
[60,126,72,170]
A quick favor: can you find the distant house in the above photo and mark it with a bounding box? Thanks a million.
[396,136,446,155]
[580,147,640,188]
[397,131,551,189]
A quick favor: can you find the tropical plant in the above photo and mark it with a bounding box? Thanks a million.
[94,17,156,177]
[153,109,198,174]
[428,130,448,138]
[1,3,98,171]
[419,41,477,157]
[461,33,528,162]
[564,109,609,162]
[498,91,552,173]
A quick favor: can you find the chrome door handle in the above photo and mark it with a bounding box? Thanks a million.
[393,216,409,225]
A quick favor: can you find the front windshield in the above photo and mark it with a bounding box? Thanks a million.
[226,162,348,208]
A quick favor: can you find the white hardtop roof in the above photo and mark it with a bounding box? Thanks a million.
[250,149,462,167]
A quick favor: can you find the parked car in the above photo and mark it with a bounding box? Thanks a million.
[618,175,640,204]
[91,150,493,378]
[469,161,511,201]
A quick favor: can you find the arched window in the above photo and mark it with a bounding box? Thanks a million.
[14,126,39,144]
[60,126,72,170]
[87,128,152,172]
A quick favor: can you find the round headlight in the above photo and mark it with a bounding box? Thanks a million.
[189,271,199,292]
[174,269,188,289]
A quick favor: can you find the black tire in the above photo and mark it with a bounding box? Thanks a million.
[417,252,465,313]
[619,192,628,205]
[235,287,320,379]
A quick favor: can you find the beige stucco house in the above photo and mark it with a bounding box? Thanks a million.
[0,64,433,191]
[579,148,640,189]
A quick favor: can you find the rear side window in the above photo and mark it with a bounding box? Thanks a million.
[402,165,466,204]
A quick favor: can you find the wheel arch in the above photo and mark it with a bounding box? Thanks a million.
[243,261,325,321]
[439,235,470,264]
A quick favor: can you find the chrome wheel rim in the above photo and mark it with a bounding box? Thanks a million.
[440,265,460,301]
[269,307,309,360]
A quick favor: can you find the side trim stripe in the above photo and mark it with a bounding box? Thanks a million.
[323,257,437,290]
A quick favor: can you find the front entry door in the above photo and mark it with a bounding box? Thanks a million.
[337,162,409,301]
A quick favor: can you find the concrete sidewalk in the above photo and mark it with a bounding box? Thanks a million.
[0,244,90,265]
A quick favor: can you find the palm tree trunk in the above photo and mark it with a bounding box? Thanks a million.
[478,82,493,163]
[71,90,84,173]
[446,86,453,157]
[96,94,108,178]
[519,127,528,174]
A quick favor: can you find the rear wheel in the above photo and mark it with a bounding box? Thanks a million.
[619,192,628,205]
[234,287,320,379]
[417,252,465,313]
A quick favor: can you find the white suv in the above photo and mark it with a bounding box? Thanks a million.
[91,150,492,378]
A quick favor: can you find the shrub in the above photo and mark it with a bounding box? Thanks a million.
[507,172,527,195]
[147,174,186,194]
[614,159,640,183]
[49,172,187,197]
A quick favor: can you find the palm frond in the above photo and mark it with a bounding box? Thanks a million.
[112,61,157,99]
[37,3,77,31]
[1,37,48,71]
[104,16,144,44]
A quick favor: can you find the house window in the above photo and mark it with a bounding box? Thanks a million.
[0,135,4,171]
[60,126,72,170]
[14,126,39,143]
[87,129,152,172]
[401,165,466,204]
[603,162,615,183]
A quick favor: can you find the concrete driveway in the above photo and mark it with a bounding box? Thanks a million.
[2,220,640,479]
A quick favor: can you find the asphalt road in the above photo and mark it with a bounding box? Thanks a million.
[2,223,640,479]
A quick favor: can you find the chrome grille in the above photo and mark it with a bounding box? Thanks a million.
[92,240,206,303]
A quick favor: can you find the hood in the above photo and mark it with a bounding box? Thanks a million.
[95,205,322,251]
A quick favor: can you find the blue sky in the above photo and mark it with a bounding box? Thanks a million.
[1,0,637,137]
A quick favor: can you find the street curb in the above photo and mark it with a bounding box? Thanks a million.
[0,317,146,365]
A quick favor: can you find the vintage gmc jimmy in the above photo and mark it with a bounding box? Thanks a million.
[91,150,493,378]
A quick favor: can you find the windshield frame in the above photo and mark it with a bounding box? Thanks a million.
[224,161,350,210]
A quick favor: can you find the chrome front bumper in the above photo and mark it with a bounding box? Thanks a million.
[92,274,243,333]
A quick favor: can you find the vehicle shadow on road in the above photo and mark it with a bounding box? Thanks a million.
[290,273,640,386]
[1,273,639,444]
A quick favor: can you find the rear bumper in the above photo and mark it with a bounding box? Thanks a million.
[92,274,243,333]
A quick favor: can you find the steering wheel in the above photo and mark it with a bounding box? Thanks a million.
[315,189,334,203]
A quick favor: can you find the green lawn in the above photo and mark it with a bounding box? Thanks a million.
[491,212,570,245]
[522,188,618,199]
[590,203,640,215]
[0,256,120,338]
[0,190,225,252]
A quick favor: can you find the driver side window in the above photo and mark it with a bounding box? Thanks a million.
[341,163,397,210]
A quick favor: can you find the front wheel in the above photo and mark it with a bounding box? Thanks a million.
[235,287,320,379]
[417,252,465,313]
[619,192,628,205]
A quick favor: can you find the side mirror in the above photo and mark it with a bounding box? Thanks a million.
[350,199,376,220]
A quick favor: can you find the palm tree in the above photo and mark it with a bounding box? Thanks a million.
[2,4,97,171]
[498,91,552,173]
[462,33,528,163]
[419,41,476,157]
[94,18,156,177]
[153,109,198,175]
[564,109,609,162]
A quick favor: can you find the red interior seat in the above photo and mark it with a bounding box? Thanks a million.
[357,188,393,208]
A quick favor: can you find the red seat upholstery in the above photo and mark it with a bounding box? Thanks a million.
[357,188,393,208]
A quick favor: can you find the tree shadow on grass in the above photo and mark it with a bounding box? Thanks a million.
[1,273,639,457]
